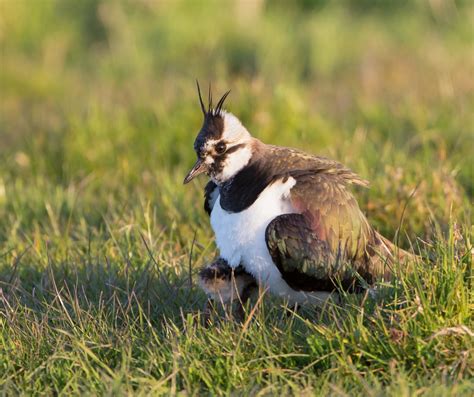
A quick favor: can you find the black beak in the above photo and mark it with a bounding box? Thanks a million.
[183,158,207,184]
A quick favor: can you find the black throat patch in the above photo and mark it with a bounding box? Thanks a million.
[219,155,284,213]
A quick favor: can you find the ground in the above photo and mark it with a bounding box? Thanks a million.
[0,1,472,395]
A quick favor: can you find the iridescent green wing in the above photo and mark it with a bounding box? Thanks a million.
[265,172,373,291]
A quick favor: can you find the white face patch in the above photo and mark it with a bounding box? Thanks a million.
[204,155,214,165]
[218,145,252,182]
[203,112,250,149]
[221,111,251,142]
[203,112,253,184]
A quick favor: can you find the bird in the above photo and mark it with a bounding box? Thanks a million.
[185,82,414,306]
[198,259,257,304]
[198,258,257,319]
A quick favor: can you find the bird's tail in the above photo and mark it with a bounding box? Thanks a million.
[378,232,417,262]
[367,231,419,280]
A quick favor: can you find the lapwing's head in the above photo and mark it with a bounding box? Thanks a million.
[183,82,253,185]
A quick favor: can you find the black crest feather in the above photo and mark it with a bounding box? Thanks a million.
[208,82,213,113]
[196,80,206,116]
[195,80,231,117]
[215,90,231,115]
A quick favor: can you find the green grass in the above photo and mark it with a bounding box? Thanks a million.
[0,0,473,395]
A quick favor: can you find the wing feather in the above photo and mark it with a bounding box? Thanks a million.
[266,172,373,292]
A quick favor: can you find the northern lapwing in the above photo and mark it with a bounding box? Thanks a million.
[186,83,414,306]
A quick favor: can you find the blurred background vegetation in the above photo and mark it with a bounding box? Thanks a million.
[1,0,472,245]
[1,0,472,249]
[0,1,473,395]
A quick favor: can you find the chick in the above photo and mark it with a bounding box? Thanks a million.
[199,257,257,320]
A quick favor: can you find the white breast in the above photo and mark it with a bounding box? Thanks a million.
[210,177,333,304]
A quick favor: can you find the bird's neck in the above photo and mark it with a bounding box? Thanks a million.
[219,142,276,213]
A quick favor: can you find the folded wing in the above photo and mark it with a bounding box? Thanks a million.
[265,171,392,292]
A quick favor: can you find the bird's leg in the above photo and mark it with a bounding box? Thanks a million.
[288,302,300,316]
[310,292,341,322]
[233,280,258,322]
[202,298,214,326]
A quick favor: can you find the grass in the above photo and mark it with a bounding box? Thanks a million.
[0,0,473,395]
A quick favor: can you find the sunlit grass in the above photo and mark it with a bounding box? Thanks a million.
[0,0,473,395]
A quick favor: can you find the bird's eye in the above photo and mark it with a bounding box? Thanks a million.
[215,142,226,154]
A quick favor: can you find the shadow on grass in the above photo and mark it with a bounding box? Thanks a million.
[0,231,471,395]
[0,248,209,335]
